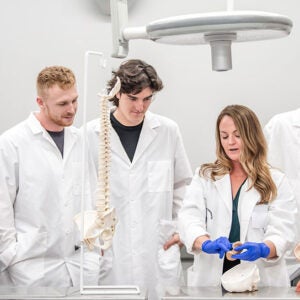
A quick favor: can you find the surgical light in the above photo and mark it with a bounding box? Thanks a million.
[109,0,292,71]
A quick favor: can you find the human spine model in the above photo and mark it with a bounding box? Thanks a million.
[75,77,121,251]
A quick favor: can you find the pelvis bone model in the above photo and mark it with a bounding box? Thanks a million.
[74,77,121,251]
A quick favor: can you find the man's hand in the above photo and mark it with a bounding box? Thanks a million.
[163,233,183,250]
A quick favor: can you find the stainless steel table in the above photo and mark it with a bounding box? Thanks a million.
[0,286,299,300]
[161,286,300,300]
[0,287,146,300]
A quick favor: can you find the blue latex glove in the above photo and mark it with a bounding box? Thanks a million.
[231,242,270,261]
[202,237,232,259]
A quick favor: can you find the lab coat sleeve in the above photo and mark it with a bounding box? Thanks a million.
[82,123,99,204]
[263,116,286,170]
[264,171,297,259]
[172,125,193,223]
[84,120,99,172]
[0,136,18,271]
[178,168,209,254]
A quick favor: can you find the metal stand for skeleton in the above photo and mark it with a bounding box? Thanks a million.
[78,51,141,297]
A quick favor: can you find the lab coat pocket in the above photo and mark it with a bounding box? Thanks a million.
[148,161,172,192]
[251,204,268,230]
[157,220,182,285]
[14,231,47,263]
[10,231,47,285]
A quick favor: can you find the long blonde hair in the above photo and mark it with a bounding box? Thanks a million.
[201,105,276,203]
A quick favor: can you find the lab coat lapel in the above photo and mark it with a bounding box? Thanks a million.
[108,106,132,165]
[238,180,260,242]
[111,127,131,164]
[28,112,64,154]
[63,127,78,161]
[132,111,159,166]
[214,174,232,215]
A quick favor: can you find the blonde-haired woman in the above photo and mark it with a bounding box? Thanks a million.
[179,105,296,287]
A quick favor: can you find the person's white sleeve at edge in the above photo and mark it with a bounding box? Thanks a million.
[0,136,17,271]
[178,168,208,254]
[263,170,297,262]
[172,124,193,224]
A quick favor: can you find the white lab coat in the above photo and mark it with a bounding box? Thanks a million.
[0,113,100,287]
[86,110,192,300]
[178,168,296,287]
[264,108,300,277]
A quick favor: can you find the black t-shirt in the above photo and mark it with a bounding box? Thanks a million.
[110,112,143,162]
[47,129,64,157]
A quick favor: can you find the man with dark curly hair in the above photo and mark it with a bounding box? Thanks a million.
[86,59,192,299]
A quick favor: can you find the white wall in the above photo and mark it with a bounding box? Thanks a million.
[0,0,299,171]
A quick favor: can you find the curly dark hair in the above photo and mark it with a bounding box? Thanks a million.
[107,59,163,106]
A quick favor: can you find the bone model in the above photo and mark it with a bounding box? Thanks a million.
[74,77,121,251]
[221,263,260,293]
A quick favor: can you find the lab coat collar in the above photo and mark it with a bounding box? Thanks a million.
[238,179,260,242]
[107,107,130,164]
[91,107,129,164]
[214,174,232,214]
[111,127,131,164]
[28,112,44,135]
[27,112,78,160]
[131,111,160,165]
[108,109,161,165]
[27,112,78,135]
[63,128,78,161]
[214,175,260,242]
